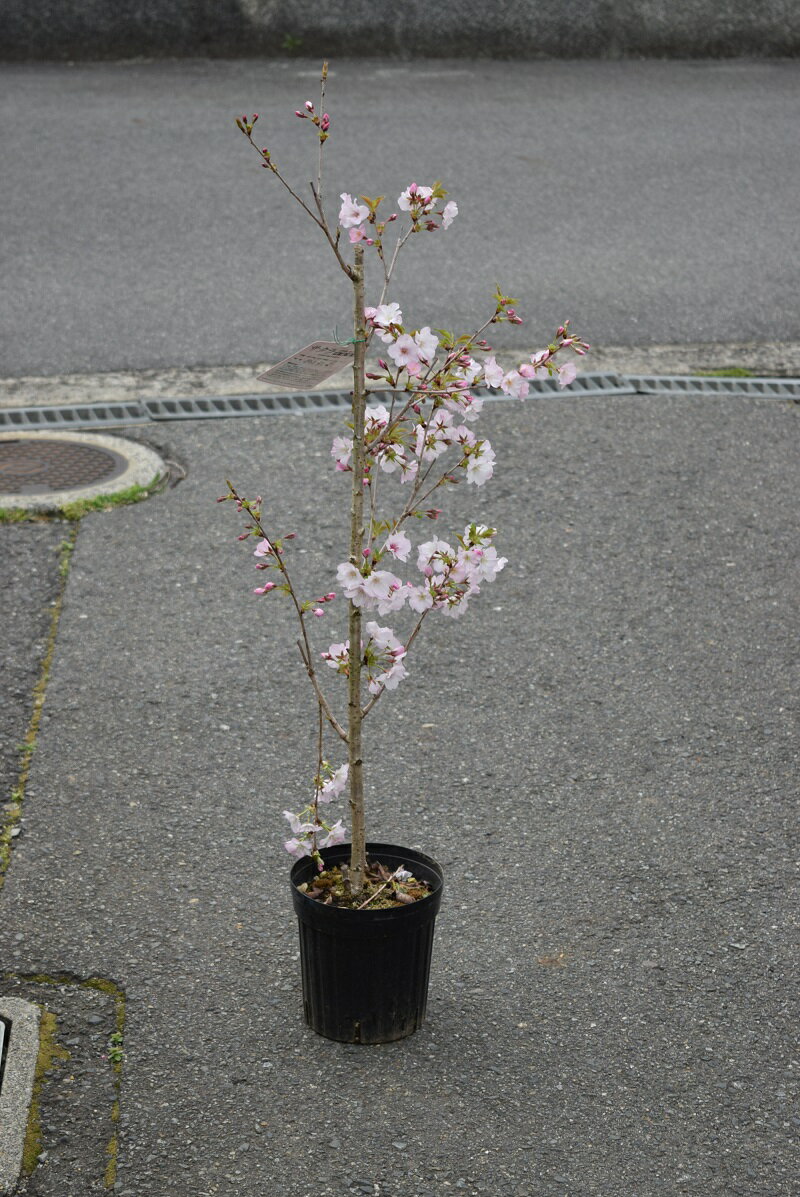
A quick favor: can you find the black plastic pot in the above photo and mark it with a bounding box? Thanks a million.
[290,842,444,1044]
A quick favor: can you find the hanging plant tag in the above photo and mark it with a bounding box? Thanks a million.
[257,341,354,390]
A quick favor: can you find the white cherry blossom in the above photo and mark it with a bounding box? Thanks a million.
[339,192,369,229]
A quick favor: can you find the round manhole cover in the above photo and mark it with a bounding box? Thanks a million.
[0,431,167,513]
[0,438,128,494]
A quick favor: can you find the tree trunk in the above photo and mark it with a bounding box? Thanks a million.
[348,246,367,891]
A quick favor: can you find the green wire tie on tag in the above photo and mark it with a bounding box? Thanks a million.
[333,326,366,345]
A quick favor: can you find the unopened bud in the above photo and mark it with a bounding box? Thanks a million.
[313,608,325,617]
[305,100,314,111]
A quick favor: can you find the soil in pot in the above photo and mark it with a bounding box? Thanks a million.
[296,856,433,909]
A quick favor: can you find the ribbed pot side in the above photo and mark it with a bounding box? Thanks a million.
[290,843,444,1044]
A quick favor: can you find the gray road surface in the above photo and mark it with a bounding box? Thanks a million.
[1,57,799,379]
[1,391,798,1195]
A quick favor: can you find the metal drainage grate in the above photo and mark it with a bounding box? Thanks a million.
[0,401,150,430]
[0,1014,9,1096]
[0,437,129,495]
[0,373,635,429]
[627,375,800,399]
[142,388,357,421]
[0,373,796,432]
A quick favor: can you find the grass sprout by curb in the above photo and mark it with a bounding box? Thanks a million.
[4,972,127,1190]
[0,474,165,523]
[21,1008,70,1176]
[0,526,78,890]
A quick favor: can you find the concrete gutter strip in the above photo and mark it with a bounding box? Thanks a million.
[0,998,40,1195]
[0,0,798,60]
[1,343,799,411]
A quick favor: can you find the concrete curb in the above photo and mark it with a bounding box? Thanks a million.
[2,342,799,411]
[0,997,40,1195]
[1,2,799,61]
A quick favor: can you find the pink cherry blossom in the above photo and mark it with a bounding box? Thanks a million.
[319,763,349,802]
[407,583,434,613]
[335,562,371,606]
[414,326,439,364]
[417,536,452,574]
[284,837,312,859]
[518,363,545,380]
[398,183,434,212]
[339,192,369,229]
[323,640,349,671]
[284,810,315,836]
[372,301,402,327]
[365,620,404,653]
[365,404,390,434]
[253,538,272,557]
[482,356,505,388]
[331,435,353,468]
[388,334,422,370]
[500,370,530,399]
[441,200,458,229]
[319,820,347,848]
[398,457,419,484]
[384,530,412,562]
[381,660,409,690]
[558,361,578,388]
[465,441,496,485]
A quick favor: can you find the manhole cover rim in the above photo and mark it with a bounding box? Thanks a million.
[0,431,166,512]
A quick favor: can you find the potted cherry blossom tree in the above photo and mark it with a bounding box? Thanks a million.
[222,64,588,1043]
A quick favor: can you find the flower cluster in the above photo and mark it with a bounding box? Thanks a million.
[339,183,457,246]
[322,622,408,696]
[284,763,349,859]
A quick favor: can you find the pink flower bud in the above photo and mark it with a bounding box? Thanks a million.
[313,608,325,617]
[305,100,314,111]
[284,532,297,540]
[362,548,371,558]
[325,592,336,601]
[295,110,305,118]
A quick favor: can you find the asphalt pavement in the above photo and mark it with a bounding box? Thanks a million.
[1,58,799,379]
[0,55,798,1197]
